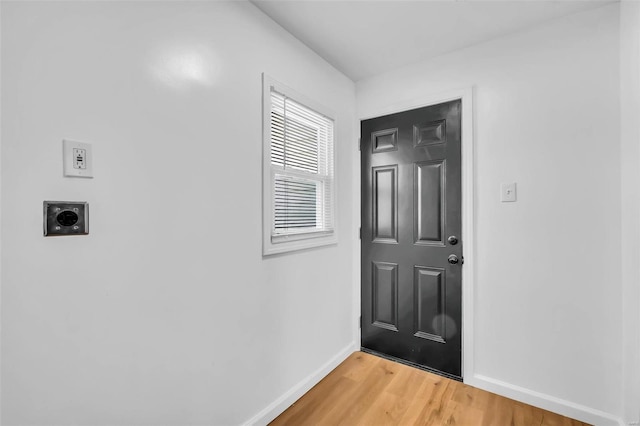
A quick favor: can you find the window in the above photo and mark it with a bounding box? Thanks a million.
[262,75,337,255]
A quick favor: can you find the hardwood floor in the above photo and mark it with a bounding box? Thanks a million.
[270,351,590,426]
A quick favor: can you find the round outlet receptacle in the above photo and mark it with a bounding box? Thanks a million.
[56,210,79,227]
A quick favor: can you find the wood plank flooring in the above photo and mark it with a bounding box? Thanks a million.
[270,351,590,426]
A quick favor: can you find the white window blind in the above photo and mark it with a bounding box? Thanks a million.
[270,89,335,238]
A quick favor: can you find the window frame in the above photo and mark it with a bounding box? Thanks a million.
[262,74,338,256]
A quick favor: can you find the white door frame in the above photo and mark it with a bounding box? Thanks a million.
[354,87,476,381]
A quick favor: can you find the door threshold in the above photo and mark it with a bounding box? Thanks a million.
[360,347,463,382]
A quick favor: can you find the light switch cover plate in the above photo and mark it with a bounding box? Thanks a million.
[501,183,517,202]
[63,139,93,178]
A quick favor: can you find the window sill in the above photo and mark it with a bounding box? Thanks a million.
[263,232,337,256]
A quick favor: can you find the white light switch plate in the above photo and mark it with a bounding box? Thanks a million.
[63,139,93,178]
[501,183,517,202]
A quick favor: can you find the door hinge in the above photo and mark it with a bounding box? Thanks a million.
[358,137,361,151]
[359,227,361,239]
[359,316,362,328]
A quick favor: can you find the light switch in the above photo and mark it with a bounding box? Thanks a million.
[63,139,93,178]
[501,183,517,202]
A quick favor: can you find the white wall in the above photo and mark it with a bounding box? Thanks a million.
[3,1,637,425]
[358,4,624,424]
[620,1,640,424]
[0,2,356,425]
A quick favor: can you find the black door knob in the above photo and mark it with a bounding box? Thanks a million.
[448,254,459,265]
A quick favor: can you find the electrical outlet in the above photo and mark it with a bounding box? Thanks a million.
[43,201,89,236]
[63,139,93,178]
[73,148,86,169]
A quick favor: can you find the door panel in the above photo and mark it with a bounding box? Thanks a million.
[414,160,445,245]
[372,128,398,152]
[413,266,446,343]
[361,100,462,379]
[372,166,398,243]
[372,261,399,331]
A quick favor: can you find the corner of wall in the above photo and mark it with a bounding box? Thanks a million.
[241,342,358,426]
[0,0,3,421]
[620,1,640,423]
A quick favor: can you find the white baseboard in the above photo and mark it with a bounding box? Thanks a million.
[242,341,359,426]
[242,345,626,426]
[466,374,625,426]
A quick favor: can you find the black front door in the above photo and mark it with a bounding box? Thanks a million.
[361,100,463,379]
